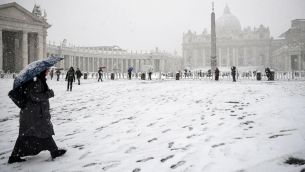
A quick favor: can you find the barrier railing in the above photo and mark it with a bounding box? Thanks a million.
[1,71,305,81]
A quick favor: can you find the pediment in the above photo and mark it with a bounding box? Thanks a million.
[0,3,49,26]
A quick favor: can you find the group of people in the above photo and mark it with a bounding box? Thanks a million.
[65,67,83,91]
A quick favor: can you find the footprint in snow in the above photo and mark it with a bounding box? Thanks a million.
[132,168,141,172]
[170,161,186,169]
[126,147,137,153]
[148,138,157,143]
[84,163,98,167]
[136,157,154,162]
[161,155,174,163]
[102,163,120,171]
[162,129,171,133]
[168,142,174,148]
[212,143,225,148]
[79,152,91,160]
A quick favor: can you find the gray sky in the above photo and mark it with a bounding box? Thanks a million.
[2,0,305,56]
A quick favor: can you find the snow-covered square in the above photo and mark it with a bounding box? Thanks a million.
[1,78,305,172]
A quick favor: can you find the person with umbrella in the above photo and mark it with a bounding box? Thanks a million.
[75,68,82,85]
[148,66,153,80]
[65,67,75,91]
[128,67,133,80]
[98,67,103,82]
[8,56,66,164]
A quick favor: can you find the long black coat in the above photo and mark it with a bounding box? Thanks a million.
[19,77,55,138]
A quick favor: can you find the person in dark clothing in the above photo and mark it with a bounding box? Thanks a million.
[231,66,236,82]
[265,67,271,81]
[75,68,82,85]
[148,71,152,80]
[215,67,220,81]
[208,69,211,78]
[50,69,54,80]
[65,67,75,91]
[98,69,103,82]
[128,71,132,80]
[56,70,60,81]
[8,68,66,164]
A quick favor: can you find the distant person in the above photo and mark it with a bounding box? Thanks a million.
[128,71,132,80]
[65,67,75,91]
[75,68,82,85]
[215,67,220,81]
[265,67,271,81]
[98,69,103,82]
[148,71,152,80]
[231,66,236,82]
[208,69,211,78]
[56,70,60,81]
[50,69,54,80]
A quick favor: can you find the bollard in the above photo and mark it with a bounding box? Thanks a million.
[111,73,114,80]
[176,73,180,80]
[84,73,87,79]
[257,71,261,80]
[270,70,275,81]
[141,73,145,80]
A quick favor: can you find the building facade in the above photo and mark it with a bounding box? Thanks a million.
[47,43,181,74]
[271,19,305,71]
[182,4,272,72]
[0,2,50,73]
[0,2,181,74]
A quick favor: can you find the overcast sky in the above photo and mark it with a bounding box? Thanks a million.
[2,0,305,56]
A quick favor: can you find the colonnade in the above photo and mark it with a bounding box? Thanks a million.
[47,46,181,74]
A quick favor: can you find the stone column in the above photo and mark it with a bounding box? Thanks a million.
[22,31,28,69]
[87,57,89,72]
[253,47,257,66]
[43,30,47,59]
[0,30,2,71]
[227,47,228,67]
[233,47,238,67]
[218,47,221,67]
[38,33,43,60]
[298,53,302,70]
[92,57,94,72]
[244,46,247,66]
[203,48,206,67]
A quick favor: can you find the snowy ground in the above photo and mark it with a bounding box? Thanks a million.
[0,77,305,172]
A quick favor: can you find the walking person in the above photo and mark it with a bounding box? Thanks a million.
[148,71,152,80]
[128,71,132,80]
[65,67,75,91]
[265,67,271,81]
[215,67,220,81]
[50,69,54,80]
[8,68,66,164]
[75,68,82,85]
[231,66,236,82]
[56,70,60,81]
[98,68,103,82]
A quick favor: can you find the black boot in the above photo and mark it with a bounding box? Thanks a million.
[8,156,26,164]
[51,149,67,159]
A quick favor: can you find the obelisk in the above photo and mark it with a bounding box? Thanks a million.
[211,2,216,75]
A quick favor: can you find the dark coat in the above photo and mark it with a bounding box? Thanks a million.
[75,70,82,78]
[19,77,55,138]
[231,67,236,76]
[98,69,103,76]
[66,69,75,81]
